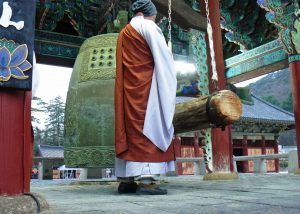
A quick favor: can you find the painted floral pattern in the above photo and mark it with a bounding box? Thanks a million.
[0,44,32,82]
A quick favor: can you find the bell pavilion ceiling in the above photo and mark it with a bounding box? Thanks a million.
[34,0,296,66]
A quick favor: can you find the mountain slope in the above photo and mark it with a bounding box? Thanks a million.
[249,68,293,112]
[247,68,295,146]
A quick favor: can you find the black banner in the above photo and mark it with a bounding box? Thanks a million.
[0,0,36,90]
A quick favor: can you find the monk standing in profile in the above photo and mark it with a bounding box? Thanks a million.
[114,0,177,195]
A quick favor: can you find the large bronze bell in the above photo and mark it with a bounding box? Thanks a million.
[64,34,119,168]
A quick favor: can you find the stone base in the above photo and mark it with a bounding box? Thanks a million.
[203,172,239,181]
[0,192,49,214]
[294,169,300,174]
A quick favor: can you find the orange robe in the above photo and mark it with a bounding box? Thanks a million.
[115,24,175,162]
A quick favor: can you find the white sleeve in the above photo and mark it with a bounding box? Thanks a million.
[142,20,177,130]
[140,20,177,151]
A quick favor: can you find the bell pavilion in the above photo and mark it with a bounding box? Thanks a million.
[0,0,299,197]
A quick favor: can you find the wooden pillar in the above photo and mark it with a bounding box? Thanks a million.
[199,0,236,179]
[261,135,266,155]
[274,136,279,173]
[174,136,183,175]
[193,133,200,157]
[242,135,249,173]
[0,90,33,196]
[289,58,300,173]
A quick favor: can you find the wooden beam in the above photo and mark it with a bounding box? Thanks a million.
[226,60,288,84]
[173,90,242,134]
[152,0,207,31]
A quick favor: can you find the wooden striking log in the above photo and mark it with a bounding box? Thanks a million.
[174,90,242,134]
[152,0,207,31]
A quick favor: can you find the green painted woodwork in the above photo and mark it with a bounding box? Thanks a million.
[36,0,130,37]
[225,40,283,68]
[34,30,85,60]
[289,54,300,63]
[291,10,300,54]
[34,0,293,63]
[226,50,287,81]
[64,34,118,168]
[220,0,278,53]
[225,40,288,82]
[184,0,200,12]
[257,0,299,54]
[189,29,208,96]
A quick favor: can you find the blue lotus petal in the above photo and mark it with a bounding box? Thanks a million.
[10,44,28,67]
[0,76,10,81]
[18,60,32,71]
[0,47,11,67]
[11,67,28,80]
[0,67,10,76]
[0,68,10,81]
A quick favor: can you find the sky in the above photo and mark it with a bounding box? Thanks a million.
[234,74,266,87]
[33,63,265,103]
[34,64,72,102]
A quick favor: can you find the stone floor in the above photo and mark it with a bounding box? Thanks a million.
[27,173,300,214]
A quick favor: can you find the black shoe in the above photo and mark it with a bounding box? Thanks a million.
[118,182,138,194]
[136,186,167,195]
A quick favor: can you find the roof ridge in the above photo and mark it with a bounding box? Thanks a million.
[251,93,294,117]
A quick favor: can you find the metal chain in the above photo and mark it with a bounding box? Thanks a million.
[167,0,172,51]
[168,0,172,42]
[204,0,219,87]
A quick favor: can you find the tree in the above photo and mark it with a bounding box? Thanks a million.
[31,96,47,124]
[279,129,296,146]
[44,96,65,146]
[262,95,281,107]
[31,96,48,152]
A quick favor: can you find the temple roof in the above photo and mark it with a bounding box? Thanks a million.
[37,144,64,158]
[241,94,294,124]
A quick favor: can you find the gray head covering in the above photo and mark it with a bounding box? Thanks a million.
[131,0,157,17]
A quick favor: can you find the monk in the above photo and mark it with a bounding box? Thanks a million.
[114,0,177,195]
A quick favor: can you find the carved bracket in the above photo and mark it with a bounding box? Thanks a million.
[257,0,299,55]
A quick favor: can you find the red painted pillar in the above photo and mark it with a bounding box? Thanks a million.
[174,136,183,175]
[289,59,300,171]
[199,0,233,173]
[193,133,200,157]
[274,136,279,173]
[242,136,249,173]
[0,90,33,196]
[261,136,266,155]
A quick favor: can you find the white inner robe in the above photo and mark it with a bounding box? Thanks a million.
[115,16,177,178]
